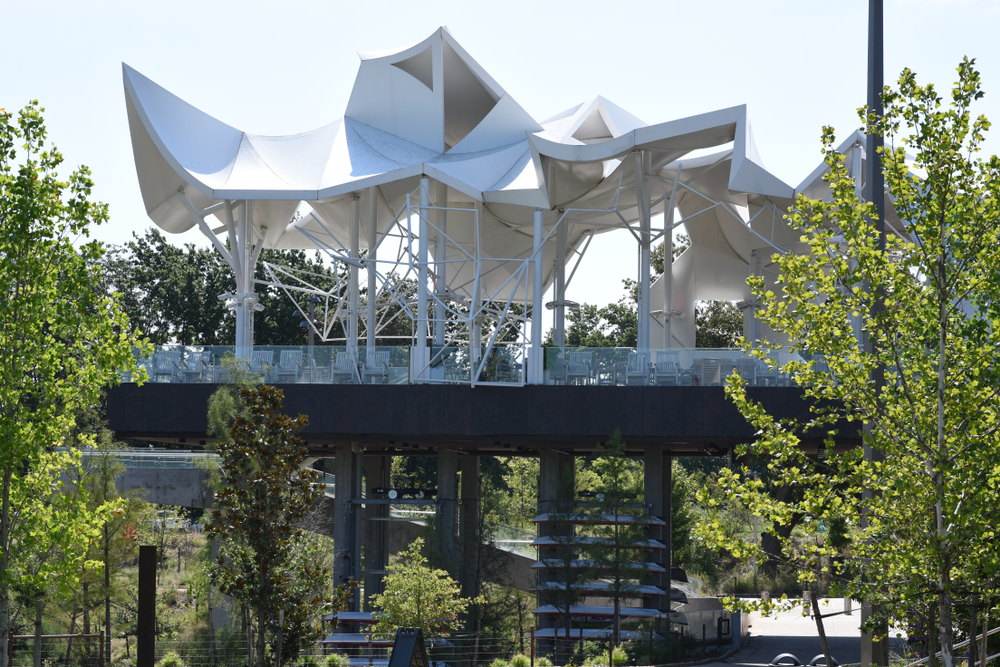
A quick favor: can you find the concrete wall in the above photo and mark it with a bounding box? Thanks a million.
[118,467,214,508]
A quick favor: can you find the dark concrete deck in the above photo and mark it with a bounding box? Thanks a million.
[107,383,856,456]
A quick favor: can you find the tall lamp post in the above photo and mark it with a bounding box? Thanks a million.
[862,2,888,666]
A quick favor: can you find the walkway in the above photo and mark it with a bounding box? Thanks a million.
[711,599,907,667]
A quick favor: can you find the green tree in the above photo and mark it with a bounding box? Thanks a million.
[582,431,652,648]
[371,537,474,636]
[0,102,143,667]
[102,228,347,345]
[694,301,743,348]
[702,59,1000,667]
[207,385,333,667]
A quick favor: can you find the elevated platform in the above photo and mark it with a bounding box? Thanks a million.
[106,382,846,455]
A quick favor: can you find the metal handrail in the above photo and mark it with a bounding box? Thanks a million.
[901,625,1000,667]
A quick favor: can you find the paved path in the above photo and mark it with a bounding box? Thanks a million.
[706,599,906,667]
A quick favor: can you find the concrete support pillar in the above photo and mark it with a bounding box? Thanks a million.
[530,208,545,384]
[537,449,575,651]
[364,455,390,610]
[415,178,431,381]
[460,455,480,599]
[350,194,361,356]
[437,449,458,573]
[644,445,672,611]
[333,444,360,613]
[635,151,652,351]
[554,215,567,349]
[434,182,448,347]
[367,187,378,353]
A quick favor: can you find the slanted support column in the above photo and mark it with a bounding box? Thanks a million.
[415,177,431,381]
[350,194,361,357]
[437,449,458,573]
[367,187,378,353]
[530,208,545,383]
[554,213,568,349]
[634,150,652,351]
[460,455,480,599]
[364,455,390,610]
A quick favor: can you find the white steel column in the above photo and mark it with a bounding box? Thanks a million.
[235,200,259,360]
[434,182,448,347]
[554,212,567,349]
[663,172,678,348]
[350,193,360,357]
[367,187,378,353]
[635,151,652,351]
[416,177,431,380]
[530,208,545,383]
[471,201,484,372]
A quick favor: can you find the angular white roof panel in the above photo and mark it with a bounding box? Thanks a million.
[124,28,812,305]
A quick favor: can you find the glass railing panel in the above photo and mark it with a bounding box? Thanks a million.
[122,344,413,385]
[543,347,804,386]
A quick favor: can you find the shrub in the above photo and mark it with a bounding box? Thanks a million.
[535,658,554,667]
[511,655,530,667]
[324,655,349,667]
[490,659,509,667]
[155,652,185,667]
[298,656,321,667]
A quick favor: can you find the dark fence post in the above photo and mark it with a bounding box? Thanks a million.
[138,546,157,667]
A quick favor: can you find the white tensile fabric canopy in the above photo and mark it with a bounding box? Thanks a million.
[124,27,900,359]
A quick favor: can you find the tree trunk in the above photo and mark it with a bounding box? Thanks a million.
[65,605,78,665]
[255,615,266,667]
[1,465,12,667]
[929,603,938,667]
[969,595,978,667]
[34,598,43,667]
[105,524,112,662]
[208,581,217,667]
[811,592,833,667]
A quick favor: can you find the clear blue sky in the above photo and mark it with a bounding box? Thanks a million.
[3,0,998,309]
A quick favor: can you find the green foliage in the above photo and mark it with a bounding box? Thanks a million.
[207,385,333,667]
[370,537,475,636]
[509,654,530,667]
[699,59,1000,666]
[295,655,320,667]
[694,301,743,348]
[580,431,654,647]
[534,658,554,667]
[102,228,347,346]
[0,101,145,666]
[322,654,348,667]
[155,651,186,667]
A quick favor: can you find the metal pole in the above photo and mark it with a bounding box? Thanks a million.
[663,182,675,348]
[862,2,887,666]
[555,213,567,349]
[417,178,430,380]
[435,182,448,348]
[635,151,652,351]
[531,208,544,383]
[137,546,156,667]
[367,187,378,354]
[350,194,361,358]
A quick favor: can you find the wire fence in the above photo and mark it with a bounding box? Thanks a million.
[7,635,250,667]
